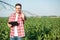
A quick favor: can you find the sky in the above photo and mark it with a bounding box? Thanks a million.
[0,0,60,17]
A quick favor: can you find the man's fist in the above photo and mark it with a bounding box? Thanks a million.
[21,13,25,20]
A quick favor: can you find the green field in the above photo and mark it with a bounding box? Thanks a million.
[0,17,60,40]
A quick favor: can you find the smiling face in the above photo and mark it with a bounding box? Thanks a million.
[15,5,21,14]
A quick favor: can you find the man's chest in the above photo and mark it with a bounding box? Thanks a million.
[11,14,23,23]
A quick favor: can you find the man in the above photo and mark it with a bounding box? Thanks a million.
[8,3,26,40]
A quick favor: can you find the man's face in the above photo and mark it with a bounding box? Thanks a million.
[15,5,21,13]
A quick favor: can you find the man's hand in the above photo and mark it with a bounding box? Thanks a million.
[21,13,25,20]
[7,23,12,28]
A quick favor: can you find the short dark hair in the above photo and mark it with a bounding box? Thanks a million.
[15,3,22,8]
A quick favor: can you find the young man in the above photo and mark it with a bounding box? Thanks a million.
[8,3,26,40]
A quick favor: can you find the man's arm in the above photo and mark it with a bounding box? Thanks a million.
[21,13,26,21]
[7,14,13,28]
[21,13,27,24]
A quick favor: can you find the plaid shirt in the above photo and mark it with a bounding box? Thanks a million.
[8,13,25,37]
